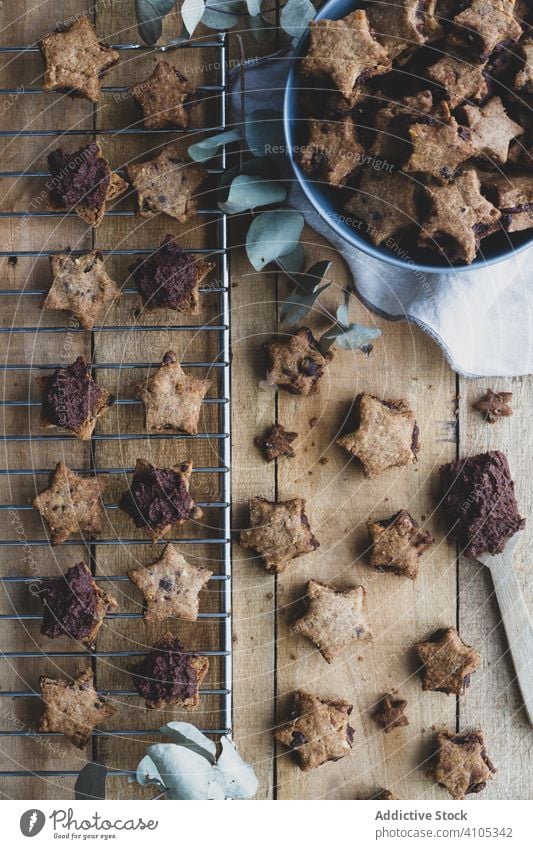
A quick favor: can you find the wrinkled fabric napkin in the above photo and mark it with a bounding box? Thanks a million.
[230,54,532,378]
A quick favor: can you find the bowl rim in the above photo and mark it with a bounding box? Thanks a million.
[282,0,533,275]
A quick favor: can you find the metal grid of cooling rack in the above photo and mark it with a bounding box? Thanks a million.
[0,33,232,783]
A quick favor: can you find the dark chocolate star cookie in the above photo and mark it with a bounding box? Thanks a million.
[473,388,513,423]
[131,632,209,710]
[129,236,214,314]
[255,423,298,462]
[37,356,115,440]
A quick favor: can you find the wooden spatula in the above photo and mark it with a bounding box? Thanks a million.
[476,533,533,725]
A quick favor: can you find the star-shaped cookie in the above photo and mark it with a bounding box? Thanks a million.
[129,236,214,314]
[42,251,122,330]
[292,579,371,663]
[461,97,523,165]
[126,147,208,223]
[131,60,197,129]
[426,55,489,109]
[450,0,522,61]
[432,730,496,799]
[264,327,332,396]
[337,393,419,478]
[515,35,533,93]
[131,632,209,710]
[240,496,319,573]
[32,461,108,546]
[367,509,435,580]
[274,690,354,772]
[345,169,419,246]
[256,423,298,462]
[38,668,116,748]
[367,0,442,62]
[473,388,513,423]
[119,458,203,542]
[300,10,391,101]
[137,351,211,434]
[414,627,481,695]
[299,117,365,187]
[41,16,119,103]
[129,544,212,623]
[37,356,115,440]
[371,693,409,733]
[405,113,473,180]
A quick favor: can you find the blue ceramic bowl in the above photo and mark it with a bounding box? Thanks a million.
[283,0,533,273]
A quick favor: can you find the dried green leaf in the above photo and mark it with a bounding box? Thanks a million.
[280,282,330,325]
[219,174,286,213]
[246,210,304,271]
[287,260,332,295]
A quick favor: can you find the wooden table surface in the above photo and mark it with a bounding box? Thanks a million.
[0,1,531,801]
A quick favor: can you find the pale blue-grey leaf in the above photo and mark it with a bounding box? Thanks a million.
[246,13,272,43]
[160,722,217,762]
[336,303,349,328]
[280,0,315,38]
[219,175,286,213]
[246,210,304,271]
[320,323,381,353]
[188,129,241,162]
[280,282,330,325]
[288,259,332,295]
[135,0,176,44]
[181,0,205,34]
[140,744,214,800]
[213,736,259,799]
[277,243,305,273]
[135,754,165,788]
[245,0,262,15]
[201,0,243,29]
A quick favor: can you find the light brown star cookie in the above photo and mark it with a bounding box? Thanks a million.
[405,113,473,180]
[515,35,533,93]
[371,693,409,733]
[292,579,371,662]
[367,510,435,580]
[255,423,298,462]
[240,496,319,573]
[482,173,533,232]
[426,55,489,109]
[38,668,116,748]
[131,60,197,129]
[32,462,108,546]
[274,690,354,772]
[414,626,481,695]
[450,0,522,62]
[126,147,208,223]
[129,544,212,623]
[42,251,122,331]
[41,16,119,103]
[337,393,419,478]
[368,0,442,62]
[37,356,115,440]
[461,97,523,165]
[473,388,513,423]
[345,169,419,246]
[299,117,365,187]
[136,351,211,435]
[264,327,332,396]
[370,90,434,160]
[432,730,496,799]
[300,11,391,101]
[131,632,209,710]
[419,168,501,263]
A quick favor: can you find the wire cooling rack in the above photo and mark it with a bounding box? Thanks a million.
[0,32,232,784]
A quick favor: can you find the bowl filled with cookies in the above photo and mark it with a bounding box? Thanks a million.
[283,0,533,272]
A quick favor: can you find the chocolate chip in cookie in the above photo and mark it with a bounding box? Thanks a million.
[137,351,211,434]
[264,327,331,396]
[42,250,122,331]
[38,668,116,748]
[126,147,208,223]
[274,690,354,771]
[131,632,209,710]
[367,510,434,579]
[240,496,319,573]
[431,729,496,799]
[414,626,481,695]
[32,462,108,546]
[129,236,214,314]
[37,356,115,440]
[292,579,371,662]
[129,544,212,623]
[131,60,197,129]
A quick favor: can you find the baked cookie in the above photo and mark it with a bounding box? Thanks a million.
[482,173,533,232]
[300,11,391,101]
[37,561,117,650]
[431,730,496,799]
[32,461,108,546]
[129,236,214,314]
[337,393,419,478]
[371,788,398,800]
[47,142,127,227]
[371,693,409,733]
[367,510,435,580]
[292,579,371,662]
[418,168,501,263]
[41,16,119,103]
[345,169,419,246]
[126,147,208,223]
[404,114,473,180]
[515,35,533,93]
[129,544,212,623]
[240,496,319,573]
[299,118,365,187]
[425,55,489,109]
[414,626,481,695]
[370,90,434,160]
[264,327,331,396]
[255,423,298,462]
[37,356,115,440]
[450,0,522,62]
[137,351,211,434]
[131,60,197,129]
[131,632,209,710]
[42,250,122,331]
[274,690,354,771]
[38,668,116,749]
[119,458,202,542]
[367,0,442,62]
[439,450,525,557]
[461,97,523,165]
[473,388,513,423]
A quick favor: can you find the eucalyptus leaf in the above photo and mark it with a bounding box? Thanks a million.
[140,744,215,800]
[280,0,315,38]
[320,323,381,353]
[135,0,176,45]
[181,0,205,34]
[246,210,304,271]
[218,156,278,190]
[160,722,217,762]
[336,303,349,328]
[188,129,241,162]
[277,243,305,273]
[246,12,272,43]
[135,755,165,789]
[287,259,332,295]
[201,0,243,29]
[245,0,262,15]
[214,737,259,799]
[280,282,330,325]
[75,762,107,801]
[246,109,284,157]
[219,175,286,213]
